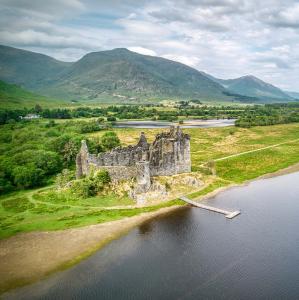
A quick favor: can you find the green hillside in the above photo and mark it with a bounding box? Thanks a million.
[207,74,292,102]
[0,45,294,103]
[40,48,228,101]
[0,45,71,90]
[0,46,232,102]
[0,80,68,109]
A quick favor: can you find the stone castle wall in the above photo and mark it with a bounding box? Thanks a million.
[149,126,191,176]
[76,126,191,183]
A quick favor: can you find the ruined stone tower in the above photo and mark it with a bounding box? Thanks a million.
[76,126,191,184]
[149,126,191,176]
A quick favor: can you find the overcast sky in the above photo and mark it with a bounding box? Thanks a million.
[0,0,299,91]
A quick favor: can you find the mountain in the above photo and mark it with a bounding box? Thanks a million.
[285,91,299,100]
[0,45,230,101]
[0,80,68,109]
[0,45,72,90]
[207,74,292,101]
[39,48,228,100]
[0,45,294,103]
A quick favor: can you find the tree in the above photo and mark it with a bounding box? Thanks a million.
[34,104,43,113]
[107,116,116,122]
[13,150,62,175]
[62,140,79,165]
[101,131,120,151]
[13,163,45,188]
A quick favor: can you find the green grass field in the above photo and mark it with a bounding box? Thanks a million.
[1,123,299,239]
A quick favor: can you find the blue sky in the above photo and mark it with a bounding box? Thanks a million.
[0,0,299,91]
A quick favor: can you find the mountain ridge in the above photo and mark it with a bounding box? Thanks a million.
[204,73,292,101]
[0,45,294,103]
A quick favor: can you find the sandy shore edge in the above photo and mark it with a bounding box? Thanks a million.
[0,205,185,294]
[1,162,299,294]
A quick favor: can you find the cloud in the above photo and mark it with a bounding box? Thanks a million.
[0,0,299,90]
[0,0,85,19]
[128,47,157,56]
[261,2,299,29]
[162,54,201,67]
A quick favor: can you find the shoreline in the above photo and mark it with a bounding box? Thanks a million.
[1,162,299,294]
[196,162,299,202]
[0,205,185,294]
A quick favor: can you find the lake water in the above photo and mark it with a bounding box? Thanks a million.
[5,171,299,300]
[114,119,235,128]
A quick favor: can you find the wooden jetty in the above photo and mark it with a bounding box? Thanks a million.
[179,196,240,219]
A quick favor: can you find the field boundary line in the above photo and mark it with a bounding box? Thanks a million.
[215,138,299,162]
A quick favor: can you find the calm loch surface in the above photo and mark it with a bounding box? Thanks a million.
[114,119,235,128]
[5,171,299,300]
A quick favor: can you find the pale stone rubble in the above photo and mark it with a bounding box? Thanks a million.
[76,126,192,203]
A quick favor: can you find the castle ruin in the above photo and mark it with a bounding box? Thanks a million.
[76,126,191,195]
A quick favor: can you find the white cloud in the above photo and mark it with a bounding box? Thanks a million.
[0,0,299,90]
[128,47,157,56]
[162,54,201,67]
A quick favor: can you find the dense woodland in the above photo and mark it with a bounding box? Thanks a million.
[0,120,120,194]
[1,102,299,126]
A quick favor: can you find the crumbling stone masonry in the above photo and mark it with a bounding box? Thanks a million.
[76,126,191,194]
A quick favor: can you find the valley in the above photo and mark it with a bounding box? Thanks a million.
[1,44,299,297]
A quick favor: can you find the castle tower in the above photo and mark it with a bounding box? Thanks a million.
[137,132,149,149]
[174,126,191,174]
[76,140,89,178]
[149,126,191,176]
[136,161,151,193]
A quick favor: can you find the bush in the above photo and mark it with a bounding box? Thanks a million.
[55,169,76,188]
[107,116,116,122]
[13,163,45,188]
[93,169,111,191]
[101,131,120,151]
[79,121,102,133]
[13,150,62,175]
[45,120,56,128]
[0,177,13,194]
[70,169,110,198]
[71,178,96,198]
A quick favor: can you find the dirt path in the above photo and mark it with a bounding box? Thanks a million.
[215,138,299,162]
[29,196,152,211]
[0,205,184,294]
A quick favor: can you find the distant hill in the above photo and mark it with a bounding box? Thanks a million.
[0,45,232,102]
[206,74,292,102]
[285,91,299,100]
[0,80,68,109]
[38,48,229,101]
[0,45,72,90]
[0,45,294,103]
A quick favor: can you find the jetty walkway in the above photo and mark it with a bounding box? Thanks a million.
[179,196,240,219]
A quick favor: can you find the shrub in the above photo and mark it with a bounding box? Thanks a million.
[70,169,110,198]
[107,116,116,122]
[71,178,96,198]
[93,169,111,191]
[101,131,120,151]
[13,150,62,175]
[13,163,45,188]
[0,177,13,194]
[55,169,76,188]
[45,120,56,128]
